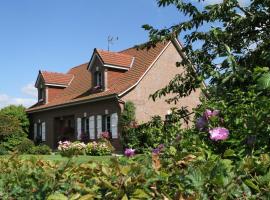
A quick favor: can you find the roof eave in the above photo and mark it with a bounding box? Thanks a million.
[26,93,118,114]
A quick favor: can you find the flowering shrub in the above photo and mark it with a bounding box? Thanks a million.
[124,148,135,157]
[58,141,86,157]
[101,131,110,139]
[85,141,112,156]
[209,127,229,141]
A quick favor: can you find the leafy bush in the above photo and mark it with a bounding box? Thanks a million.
[123,115,182,153]
[15,138,35,154]
[31,144,52,155]
[0,105,29,134]
[0,144,8,155]
[0,114,23,139]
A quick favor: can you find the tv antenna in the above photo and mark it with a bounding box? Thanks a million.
[107,35,118,51]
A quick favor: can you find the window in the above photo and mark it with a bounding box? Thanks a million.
[102,115,111,136]
[81,117,89,134]
[95,71,102,87]
[38,88,44,101]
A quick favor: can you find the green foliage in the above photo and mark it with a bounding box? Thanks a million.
[0,151,269,199]
[124,115,182,153]
[0,105,29,134]
[195,88,270,156]
[120,101,137,148]
[31,144,52,155]
[15,138,35,154]
[142,0,270,104]
[0,114,23,139]
[0,105,30,154]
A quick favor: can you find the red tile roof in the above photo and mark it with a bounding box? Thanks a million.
[96,49,134,69]
[27,41,170,112]
[41,71,74,86]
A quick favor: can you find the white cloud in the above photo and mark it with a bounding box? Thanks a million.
[0,94,36,109]
[201,0,250,6]
[21,83,37,98]
[0,82,38,109]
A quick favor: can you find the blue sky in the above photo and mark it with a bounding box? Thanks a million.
[0,0,249,108]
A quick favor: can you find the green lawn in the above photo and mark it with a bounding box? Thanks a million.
[0,154,117,164]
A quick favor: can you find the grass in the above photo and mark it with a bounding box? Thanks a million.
[0,154,116,165]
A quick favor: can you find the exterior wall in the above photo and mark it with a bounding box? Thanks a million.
[47,86,64,103]
[28,98,122,150]
[121,42,201,125]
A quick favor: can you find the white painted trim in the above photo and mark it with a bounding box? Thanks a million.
[103,64,129,70]
[45,87,48,104]
[44,83,68,88]
[129,57,135,68]
[68,75,75,85]
[118,41,172,97]
[88,51,104,71]
[27,94,117,113]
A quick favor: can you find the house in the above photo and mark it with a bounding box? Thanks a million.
[26,39,201,150]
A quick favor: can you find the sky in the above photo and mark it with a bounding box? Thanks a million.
[0,0,249,108]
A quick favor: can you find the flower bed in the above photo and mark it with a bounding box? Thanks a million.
[58,140,114,157]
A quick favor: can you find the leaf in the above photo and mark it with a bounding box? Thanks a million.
[244,179,260,192]
[131,189,151,199]
[223,149,235,157]
[122,194,128,200]
[257,73,270,90]
[47,193,68,200]
[79,194,94,200]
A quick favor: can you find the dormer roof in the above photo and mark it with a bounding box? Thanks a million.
[88,49,135,70]
[35,71,74,88]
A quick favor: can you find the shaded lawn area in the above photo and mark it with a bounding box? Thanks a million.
[0,154,117,165]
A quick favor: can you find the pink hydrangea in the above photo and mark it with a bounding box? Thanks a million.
[124,148,135,157]
[209,127,229,141]
[204,109,220,119]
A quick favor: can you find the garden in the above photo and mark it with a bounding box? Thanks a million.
[0,0,270,199]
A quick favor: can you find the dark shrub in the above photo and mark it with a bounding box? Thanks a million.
[16,138,35,154]
[0,144,8,155]
[31,145,52,155]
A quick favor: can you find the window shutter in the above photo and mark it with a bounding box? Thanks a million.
[97,115,102,138]
[34,123,37,140]
[41,122,46,141]
[77,118,82,140]
[89,116,95,139]
[111,113,118,139]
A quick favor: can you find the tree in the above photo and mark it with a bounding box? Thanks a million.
[0,105,29,134]
[142,0,270,103]
[0,114,22,139]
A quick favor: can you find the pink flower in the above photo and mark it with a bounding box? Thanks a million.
[101,131,110,139]
[209,127,229,141]
[124,148,135,157]
[204,109,220,119]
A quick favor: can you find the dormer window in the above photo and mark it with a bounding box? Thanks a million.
[95,71,103,87]
[38,87,45,102]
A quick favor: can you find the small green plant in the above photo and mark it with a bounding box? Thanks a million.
[31,144,52,155]
[15,138,35,154]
